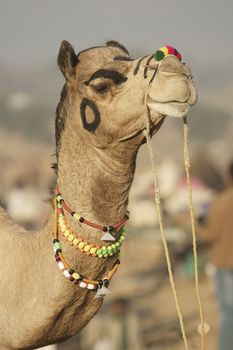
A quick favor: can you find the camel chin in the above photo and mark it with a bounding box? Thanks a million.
[148,100,190,118]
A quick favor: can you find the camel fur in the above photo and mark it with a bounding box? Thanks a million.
[0,40,197,349]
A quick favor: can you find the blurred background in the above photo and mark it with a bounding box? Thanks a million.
[0,1,232,349]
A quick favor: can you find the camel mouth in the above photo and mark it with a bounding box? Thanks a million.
[147,99,190,118]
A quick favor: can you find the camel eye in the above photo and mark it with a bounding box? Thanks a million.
[91,82,111,94]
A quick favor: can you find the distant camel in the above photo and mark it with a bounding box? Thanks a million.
[0,40,197,349]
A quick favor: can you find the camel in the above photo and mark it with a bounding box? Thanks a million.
[0,40,197,349]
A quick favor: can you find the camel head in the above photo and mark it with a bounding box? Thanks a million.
[56,40,197,152]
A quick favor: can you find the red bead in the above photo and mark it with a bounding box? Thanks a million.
[177,52,182,61]
[166,46,176,55]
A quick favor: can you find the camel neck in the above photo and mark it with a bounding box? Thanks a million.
[57,128,138,229]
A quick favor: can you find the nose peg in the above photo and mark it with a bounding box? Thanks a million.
[155,46,182,62]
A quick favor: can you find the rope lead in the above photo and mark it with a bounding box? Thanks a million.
[183,116,206,350]
[143,115,189,350]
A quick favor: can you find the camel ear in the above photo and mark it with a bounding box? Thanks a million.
[57,40,78,80]
[106,40,130,56]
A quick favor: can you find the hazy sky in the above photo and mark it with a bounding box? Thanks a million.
[0,0,232,69]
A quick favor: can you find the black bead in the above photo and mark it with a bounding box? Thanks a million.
[70,277,74,282]
[74,280,79,285]
[69,269,75,275]
[79,274,84,280]
[79,217,84,223]
[71,211,75,216]
[108,226,114,232]
[103,226,108,232]
[103,279,109,287]
[56,249,61,254]
[116,259,120,264]
[98,280,103,288]
[53,239,59,243]
[125,210,130,220]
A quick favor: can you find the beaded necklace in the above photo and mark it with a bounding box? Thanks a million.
[57,197,125,258]
[53,195,121,295]
[56,193,129,241]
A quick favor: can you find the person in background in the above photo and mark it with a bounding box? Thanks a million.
[198,160,233,350]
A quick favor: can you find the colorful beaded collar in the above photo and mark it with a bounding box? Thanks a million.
[56,193,129,242]
[53,196,120,296]
[56,195,125,258]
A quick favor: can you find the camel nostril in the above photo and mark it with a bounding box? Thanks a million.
[158,55,189,76]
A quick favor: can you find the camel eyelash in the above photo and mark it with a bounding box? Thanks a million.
[91,83,111,94]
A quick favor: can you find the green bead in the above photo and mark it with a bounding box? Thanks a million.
[97,249,103,256]
[57,195,63,202]
[54,242,60,250]
[154,50,165,61]
[115,242,120,248]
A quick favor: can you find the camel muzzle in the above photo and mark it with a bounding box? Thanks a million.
[147,55,197,118]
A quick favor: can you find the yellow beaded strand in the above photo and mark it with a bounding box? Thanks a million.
[53,196,120,290]
[57,206,125,258]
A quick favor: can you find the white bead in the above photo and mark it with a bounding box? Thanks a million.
[58,262,65,270]
[63,270,70,278]
[87,284,95,290]
[79,281,87,288]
